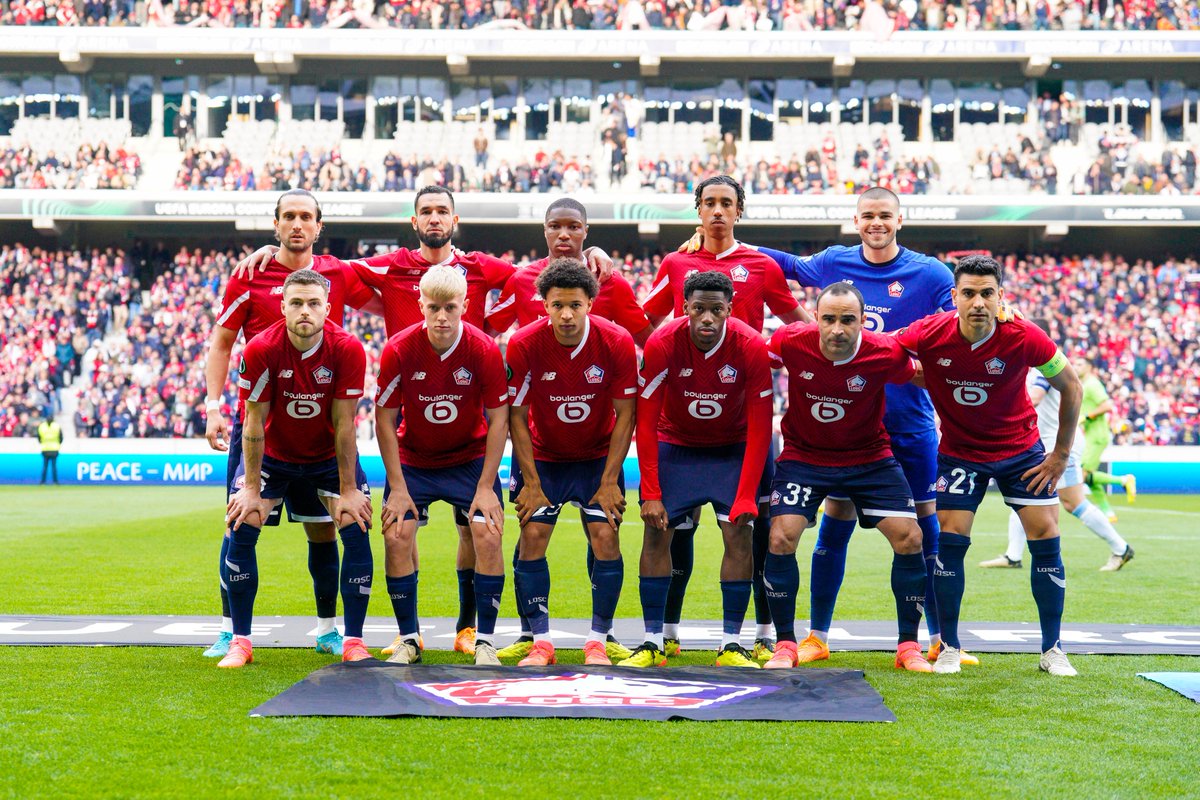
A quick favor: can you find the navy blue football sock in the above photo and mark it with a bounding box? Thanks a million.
[307,539,340,620]
[455,568,477,631]
[385,572,419,639]
[511,543,531,636]
[918,514,941,638]
[473,572,504,641]
[719,579,752,645]
[225,523,261,637]
[1028,537,1066,653]
[590,557,624,637]
[933,532,971,650]
[516,557,551,636]
[763,552,800,643]
[664,529,695,625]
[751,513,773,626]
[809,515,854,632]
[585,540,596,578]
[891,551,927,645]
[337,525,372,639]
[639,576,671,638]
[219,533,232,618]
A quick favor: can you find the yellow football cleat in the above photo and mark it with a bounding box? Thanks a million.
[715,643,762,668]
[617,643,668,668]
[795,633,830,664]
[663,638,682,657]
[496,638,535,660]
[1123,475,1137,503]
[752,638,776,662]
[604,637,632,661]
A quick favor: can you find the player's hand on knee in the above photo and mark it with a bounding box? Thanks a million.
[205,414,228,451]
[514,485,550,527]
[591,482,626,530]
[233,245,280,280]
[641,499,668,530]
[1022,451,1067,496]
[469,488,504,532]
[226,490,266,528]
[679,227,704,253]
[337,488,372,532]
[381,492,416,534]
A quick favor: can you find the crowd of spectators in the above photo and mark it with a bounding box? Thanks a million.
[3,241,1194,445]
[3,0,1197,32]
[0,142,141,190]
[1074,132,1200,195]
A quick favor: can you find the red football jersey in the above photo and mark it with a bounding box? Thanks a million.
[894,312,1059,462]
[215,254,372,340]
[375,322,508,469]
[641,242,798,334]
[346,248,514,335]
[486,257,651,336]
[768,324,916,467]
[237,320,367,464]
[506,315,639,462]
[639,316,772,448]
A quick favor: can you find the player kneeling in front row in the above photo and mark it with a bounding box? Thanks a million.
[374,266,510,666]
[622,272,772,668]
[505,259,638,666]
[763,283,932,672]
[221,269,375,668]
[896,255,1082,676]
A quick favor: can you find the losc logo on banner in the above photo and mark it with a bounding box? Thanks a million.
[411,673,769,708]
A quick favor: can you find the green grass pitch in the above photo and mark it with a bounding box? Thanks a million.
[3,486,1198,798]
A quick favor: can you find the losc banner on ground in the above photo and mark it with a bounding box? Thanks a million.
[250,662,895,722]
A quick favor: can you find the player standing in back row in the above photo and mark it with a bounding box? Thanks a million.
[895,255,1083,676]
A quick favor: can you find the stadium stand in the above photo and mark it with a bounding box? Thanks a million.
[2,243,1195,445]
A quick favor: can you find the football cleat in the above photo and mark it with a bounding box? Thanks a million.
[1039,646,1078,677]
[203,630,233,658]
[314,630,344,656]
[1099,545,1134,572]
[752,638,776,662]
[382,633,424,656]
[715,643,762,668]
[217,637,253,669]
[517,640,556,667]
[763,640,799,669]
[617,643,668,668]
[385,638,422,665]
[979,555,1023,568]
[474,641,501,666]
[497,637,535,661]
[584,641,612,666]
[604,636,632,661]
[1123,475,1137,503]
[341,637,373,663]
[663,637,682,657]
[932,644,962,674]
[795,633,830,664]
[895,641,934,672]
[454,626,477,655]
[928,640,980,666]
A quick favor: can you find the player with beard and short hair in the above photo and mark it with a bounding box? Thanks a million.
[219,268,374,668]
[895,255,1083,676]
[761,282,932,672]
[642,175,809,662]
[503,259,638,667]
[202,189,376,660]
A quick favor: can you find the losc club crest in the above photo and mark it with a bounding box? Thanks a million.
[453,264,469,278]
[410,673,771,709]
[584,365,604,384]
[730,265,749,282]
[453,367,473,386]
[847,375,866,392]
[985,357,1006,375]
[935,476,949,492]
[718,365,738,383]
[313,366,333,384]
[888,281,904,297]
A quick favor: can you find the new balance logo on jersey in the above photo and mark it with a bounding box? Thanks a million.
[847,375,866,392]
[542,372,557,381]
[277,369,293,378]
[718,365,738,383]
[530,292,544,302]
[798,371,814,380]
[453,367,473,386]
[313,366,333,384]
[584,365,604,384]
[730,265,749,282]
[270,286,284,295]
[411,371,426,380]
[888,281,904,297]
[985,357,1006,375]
[679,368,693,377]
[937,358,952,366]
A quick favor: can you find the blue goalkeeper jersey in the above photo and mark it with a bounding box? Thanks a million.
[761,244,954,434]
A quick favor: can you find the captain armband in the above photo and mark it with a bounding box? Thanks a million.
[1036,350,1068,379]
